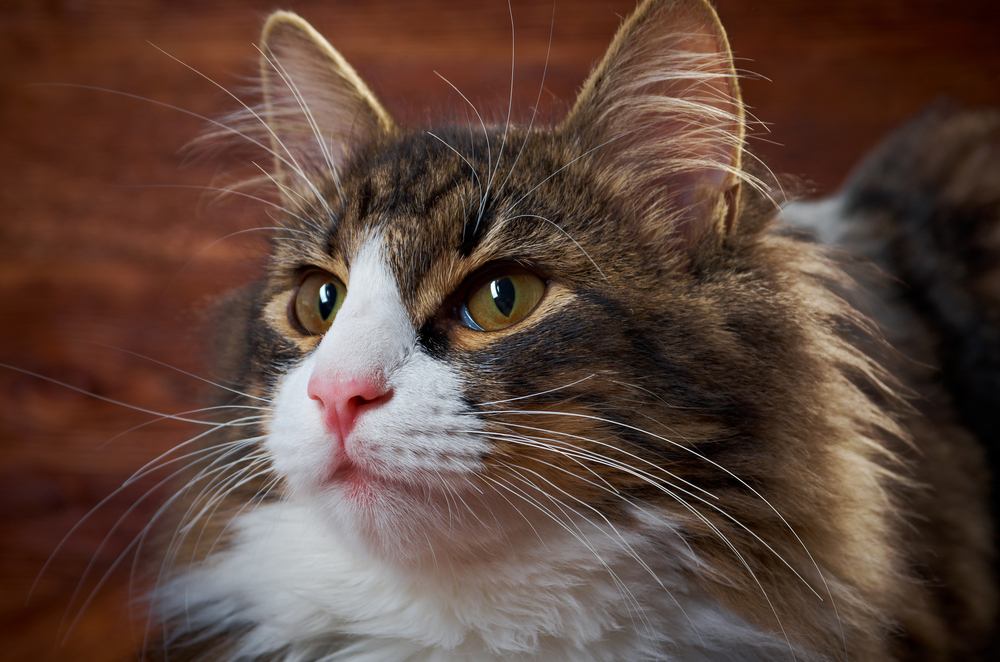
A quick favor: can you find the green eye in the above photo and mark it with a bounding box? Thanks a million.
[460,271,545,332]
[292,271,346,335]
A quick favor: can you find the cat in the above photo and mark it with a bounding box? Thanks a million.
[147,0,998,659]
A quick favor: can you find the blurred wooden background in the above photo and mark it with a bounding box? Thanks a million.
[1,0,999,659]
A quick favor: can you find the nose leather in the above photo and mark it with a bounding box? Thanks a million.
[307,372,392,443]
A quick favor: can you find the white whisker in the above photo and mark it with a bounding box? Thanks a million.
[425,130,484,201]
[1,363,262,428]
[127,183,317,228]
[472,373,595,407]
[496,459,695,642]
[476,409,824,602]
[495,0,555,199]
[60,444,267,639]
[505,213,608,280]
[88,344,272,403]
[479,472,647,626]
[434,70,492,237]
[474,0,516,237]
[256,44,345,203]
[144,41,336,218]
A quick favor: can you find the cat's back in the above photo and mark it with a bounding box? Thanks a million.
[784,106,1000,657]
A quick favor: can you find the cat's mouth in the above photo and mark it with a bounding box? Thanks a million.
[323,456,419,502]
[325,458,381,495]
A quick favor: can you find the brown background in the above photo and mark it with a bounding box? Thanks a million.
[2,1,999,659]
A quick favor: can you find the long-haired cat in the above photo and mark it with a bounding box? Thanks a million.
[148,0,998,659]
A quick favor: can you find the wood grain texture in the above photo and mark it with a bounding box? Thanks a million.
[1,1,998,659]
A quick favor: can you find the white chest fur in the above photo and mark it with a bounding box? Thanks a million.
[158,501,793,661]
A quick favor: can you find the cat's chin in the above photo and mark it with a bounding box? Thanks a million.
[321,458,404,499]
[287,470,521,565]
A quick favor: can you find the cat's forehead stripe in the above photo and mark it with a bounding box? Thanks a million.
[327,137,482,307]
[310,129,631,332]
[458,197,496,257]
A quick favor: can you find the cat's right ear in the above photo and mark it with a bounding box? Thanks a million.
[560,0,746,248]
[259,11,394,201]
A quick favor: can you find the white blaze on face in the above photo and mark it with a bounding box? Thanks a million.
[266,237,487,508]
[311,239,414,390]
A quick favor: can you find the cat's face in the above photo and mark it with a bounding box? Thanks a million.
[245,2,806,564]
[255,127,706,560]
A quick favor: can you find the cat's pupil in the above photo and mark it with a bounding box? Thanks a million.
[490,277,516,317]
[318,283,338,320]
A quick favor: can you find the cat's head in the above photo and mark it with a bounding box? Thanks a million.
[243,0,875,576]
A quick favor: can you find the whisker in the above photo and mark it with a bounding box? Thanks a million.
[123,424,265,490]
[148,455,272,603]
[482,413,824,600]
[60,445,266,639]
[479,473,646,624]
[99,408,264,450]
[434,70,492,240]
[504,213,608,280]
[87,344,272,403]
[497,459,691,641]
[0,362,262,428]
[31,426,262,602]
[179,454,273,539]
[256,44,345,204]
[487,434,793,656]
[425,130,484,207]
[495,0,555,199]
[608,379,704,411]
[125,183,317,228]
[472,373,595,407]
[136,461,277,640]
[35,82,322,207]
[469,474,547,550]
[474,0,517,237]
[150,456,274,597]
[471,414,716,500]
[248,160,326,233]
[472,429,620,494]
[204,473,282,558]
[503,132,625,214]
[145,41,335,218]
[484,438,696,561]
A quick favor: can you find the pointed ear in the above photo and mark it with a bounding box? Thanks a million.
[561,0,745,246]
[260,11,394,199]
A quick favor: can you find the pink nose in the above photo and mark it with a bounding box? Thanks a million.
[307,372,392,442]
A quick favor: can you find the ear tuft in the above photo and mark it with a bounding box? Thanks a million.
[562,0,747,246]
[260,11,394,199]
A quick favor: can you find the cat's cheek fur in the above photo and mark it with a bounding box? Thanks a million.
[265,357,331,488]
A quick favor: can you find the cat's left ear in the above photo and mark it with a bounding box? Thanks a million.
[561,0,745,246]
[259,11,395,199]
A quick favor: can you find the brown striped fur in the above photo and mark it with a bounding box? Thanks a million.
[149,1,997,658]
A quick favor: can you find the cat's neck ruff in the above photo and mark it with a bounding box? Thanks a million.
[159,500,794,661]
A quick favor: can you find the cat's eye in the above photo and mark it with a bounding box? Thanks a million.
[459,271,545,332]
[291,271,347,335]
